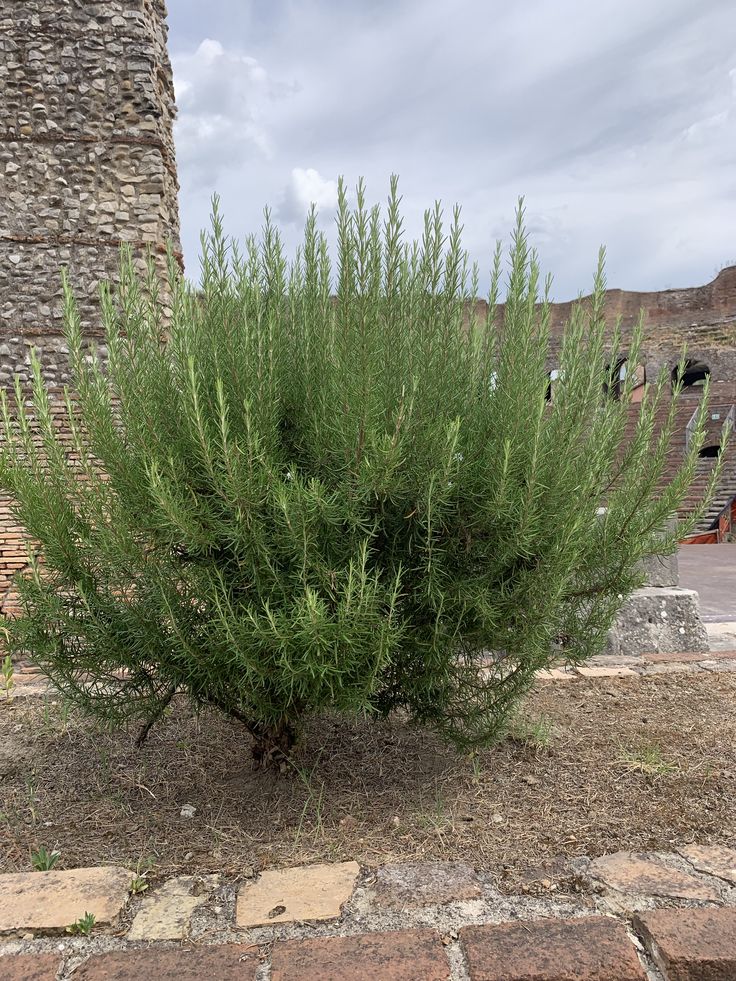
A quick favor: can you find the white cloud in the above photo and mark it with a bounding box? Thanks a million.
[168,0,736,298]
[171,39,297,185]
[278,168,339,224]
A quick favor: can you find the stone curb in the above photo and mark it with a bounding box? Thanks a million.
[3,909,736,979]
[0,850,734,978]
[533,652,736,682]
[6,651,736,704]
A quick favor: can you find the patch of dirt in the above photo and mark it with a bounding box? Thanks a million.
[1,674,734,891]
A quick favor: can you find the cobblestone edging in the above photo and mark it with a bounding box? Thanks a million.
[535,647,736,680]
[0,847,735,978]
[8,648,736,701]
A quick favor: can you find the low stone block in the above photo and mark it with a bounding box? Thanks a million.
[368,861,482,908]
[271,930,449,981]
[679,844,736,885]
[127,874,219,941]
[0,867,131,934]
[236,861,359,928]
[606,588,709,656]
[587,654,648,668]
[461,916,646,980]
[635,908,736,981]
[589,852,720,901]
[71,945,260,980]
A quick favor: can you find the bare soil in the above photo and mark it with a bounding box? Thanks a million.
[1,672,734,892]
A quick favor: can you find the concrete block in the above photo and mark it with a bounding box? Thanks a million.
[606,587,709,656]
[636,549,679,587]
[636,517,679,587]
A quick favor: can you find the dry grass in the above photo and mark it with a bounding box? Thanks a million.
[1,672,735,891]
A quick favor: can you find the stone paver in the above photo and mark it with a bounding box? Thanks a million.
[71,945,260,980]
[576,665,639,678]
[535,668,576,681]
[0,955,60,980]
[461,916,646,980]
[271,929,449,981]
[368,861,482,908]
[588,655,648,668]
[236,861,360,928]
[706,626,736,652]
[588,852,721,901]
[678,544,736,621]
[700,658,736,672]
[635,907,736,981]
[127,874,219,941]
[644,649,736,663]
[0,867,132,933]
[640,661,702,675]
[2,675,49,699]
[679,844,736,886]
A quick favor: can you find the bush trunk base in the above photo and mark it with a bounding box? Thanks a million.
[250,720,297,770]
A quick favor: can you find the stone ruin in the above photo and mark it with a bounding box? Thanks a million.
[0,0,180,613]
[0,0,180,389]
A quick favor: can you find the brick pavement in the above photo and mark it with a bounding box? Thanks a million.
[2,908,736,979]
[0,849,735,979]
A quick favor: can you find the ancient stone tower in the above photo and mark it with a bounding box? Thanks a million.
[0,0,181,387]
[0,0,181,614]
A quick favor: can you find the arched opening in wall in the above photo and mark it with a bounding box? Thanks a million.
[698,444,721,459]
[546,368,561,402]
[604,358,628,400]
[673,359,710,390]
[629,362,647,402]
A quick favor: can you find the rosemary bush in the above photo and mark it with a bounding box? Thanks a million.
[0,180,713,763]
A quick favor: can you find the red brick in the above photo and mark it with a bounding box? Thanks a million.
[461,916,645,980]
[0,955,60,980]
[270,929,449,981]
[589,852,720,901]
[72,945,260,980]
[635,907,736,981]
[369,861,482,908]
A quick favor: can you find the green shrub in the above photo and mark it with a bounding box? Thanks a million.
[0,180,716,764]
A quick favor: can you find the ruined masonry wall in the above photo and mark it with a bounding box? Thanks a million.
[0,0,181,613]
[484,265,736,384]
[0,0,180,388]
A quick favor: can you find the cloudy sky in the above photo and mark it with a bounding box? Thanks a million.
[167,0,736,300]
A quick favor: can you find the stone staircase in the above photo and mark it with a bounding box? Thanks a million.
[629,382,736,534]
[621,383,736,535]
[673,386,736,533]
[681,453,736,532]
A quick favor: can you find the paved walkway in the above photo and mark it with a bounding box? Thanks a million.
[679,542,736,621]
[0,846,735,979]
